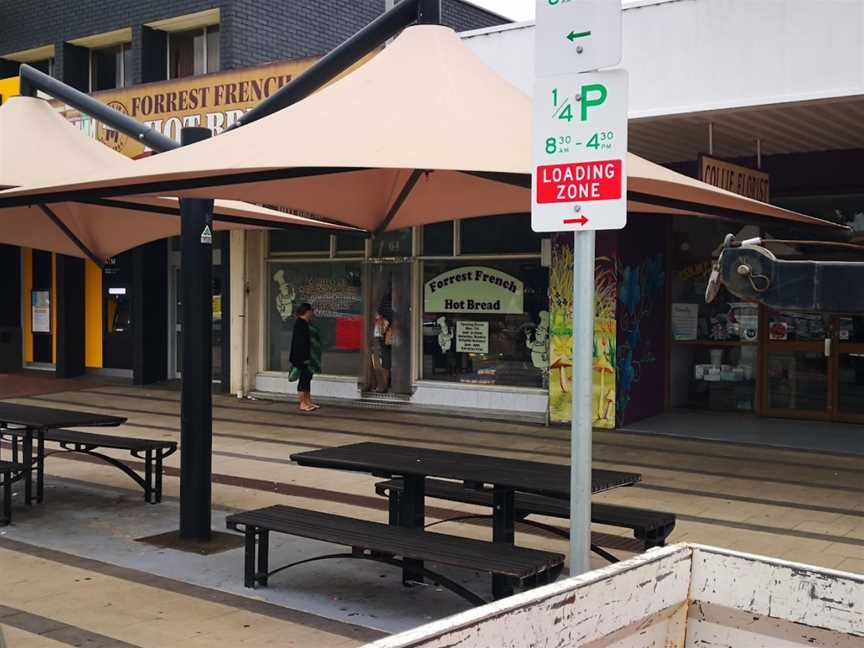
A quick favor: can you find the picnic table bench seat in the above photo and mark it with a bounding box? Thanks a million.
[0,428,176,504]
[0,460,27,525]
[375,478,676,562]
[226,504,565,605]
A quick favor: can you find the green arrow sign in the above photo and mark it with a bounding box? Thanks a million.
[566,30,591,42]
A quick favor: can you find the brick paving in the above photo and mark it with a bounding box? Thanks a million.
[1,383,862,646]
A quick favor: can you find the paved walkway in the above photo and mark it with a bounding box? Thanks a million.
[623,409,864,456]
[1,383,862,646]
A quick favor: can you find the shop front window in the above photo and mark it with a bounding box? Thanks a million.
[421,260,549,388]
[669,219,759,411]
[267,262,363,376]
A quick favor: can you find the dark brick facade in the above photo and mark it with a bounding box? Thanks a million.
[0,1,507,89]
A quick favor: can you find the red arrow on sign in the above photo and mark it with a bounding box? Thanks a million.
[563,216,589,226]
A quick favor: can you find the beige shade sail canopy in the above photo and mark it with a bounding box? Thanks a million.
[0,27,844,233]
[0,96,353,262]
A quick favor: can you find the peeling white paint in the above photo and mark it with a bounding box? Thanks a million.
[365,544,864,648]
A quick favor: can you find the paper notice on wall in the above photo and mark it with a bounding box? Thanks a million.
[32,290,50,334]
[456,321,489,354]
[671,303,698,341]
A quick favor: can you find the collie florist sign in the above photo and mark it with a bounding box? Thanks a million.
[532,69,628,232]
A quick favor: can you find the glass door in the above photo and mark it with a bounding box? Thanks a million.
[763,311,864,422]
[364,261,413,396]
[763,311,830,419]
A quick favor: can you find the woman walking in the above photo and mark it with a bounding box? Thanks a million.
[289,302,320,412]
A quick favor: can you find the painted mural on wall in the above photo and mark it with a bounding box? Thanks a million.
[549,233,617,428]
[616,218,667,425]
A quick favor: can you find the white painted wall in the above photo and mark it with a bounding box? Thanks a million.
[461,0,864,117]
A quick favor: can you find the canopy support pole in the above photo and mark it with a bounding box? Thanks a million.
[417,0,442,24]
[37,205,103,267]
[178,127,215,542]
[570,230,595,576]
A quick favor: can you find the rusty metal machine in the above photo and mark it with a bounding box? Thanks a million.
[706,234,864,314]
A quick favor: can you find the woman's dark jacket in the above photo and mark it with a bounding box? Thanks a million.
[289,317,311,366]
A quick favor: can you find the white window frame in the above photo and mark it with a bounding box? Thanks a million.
[88,42,129,93]
[166,23,219,80]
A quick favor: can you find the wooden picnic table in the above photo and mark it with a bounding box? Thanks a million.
[291,442,641,598]
[0,402,126,505]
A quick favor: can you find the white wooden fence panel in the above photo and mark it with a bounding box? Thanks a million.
[689,545,864,638]
[686,601,864,648]
[367,546,690,648]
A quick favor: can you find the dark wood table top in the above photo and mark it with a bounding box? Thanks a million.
[0,402,127,429]
[291,442,640,499]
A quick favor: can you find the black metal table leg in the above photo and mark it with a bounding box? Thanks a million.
[22,427,33,506]
[257,529,270,586]
[244,526,257,588]
[399,474,425,585]
[35,430,44,503]
[492,485,515,599]
[1,472,10,525]
[144,449,153,503]
[36,429,45,503]
[155,451,164,503]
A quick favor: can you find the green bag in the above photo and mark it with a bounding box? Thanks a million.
[288,366,301,382]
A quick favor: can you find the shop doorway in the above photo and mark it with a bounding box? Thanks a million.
[103,254,133,370]
[763,311,864,423]
[364,261,412,396]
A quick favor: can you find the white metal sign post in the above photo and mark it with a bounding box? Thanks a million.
[532,0,627,577]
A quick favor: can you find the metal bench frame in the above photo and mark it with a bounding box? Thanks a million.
[376,479,675,564]
[0,462,26,526]
[0,430,176,504]
[227,513,563,606]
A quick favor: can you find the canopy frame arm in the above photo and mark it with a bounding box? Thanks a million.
[231,0,440,129]
[375,169,425,234]
[0,167,371,209]
[19,64,178,154]
[82,197,368,237]
[37,205,104,267]
[628,191,852,240]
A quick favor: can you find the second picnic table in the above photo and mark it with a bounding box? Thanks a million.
[291,441,641,597]
[0,402,127,505]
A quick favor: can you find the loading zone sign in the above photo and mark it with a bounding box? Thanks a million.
[531,69,628,232]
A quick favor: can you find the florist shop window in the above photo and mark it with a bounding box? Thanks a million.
[669,220,758,412]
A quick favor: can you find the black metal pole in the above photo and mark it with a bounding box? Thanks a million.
[417,0,442,24]
[178,126,214,541]
[19,64,178,153]
[230,0,422,129]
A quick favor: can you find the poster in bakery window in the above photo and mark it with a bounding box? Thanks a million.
[456,321,489,354]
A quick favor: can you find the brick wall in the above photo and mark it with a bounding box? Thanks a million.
[0,0,509,85]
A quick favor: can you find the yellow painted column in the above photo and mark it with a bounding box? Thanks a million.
[85,260,103,368]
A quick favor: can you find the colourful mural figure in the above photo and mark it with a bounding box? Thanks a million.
[616,253,665,421]
[549,233,617,428]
